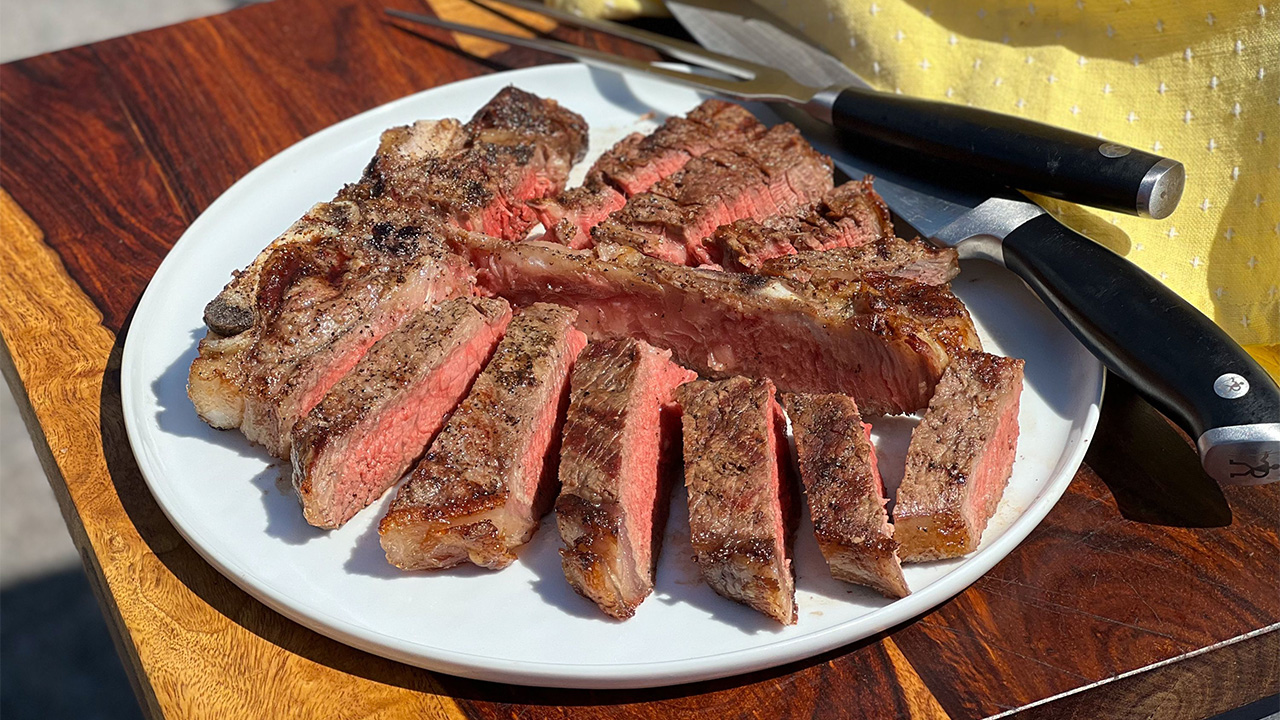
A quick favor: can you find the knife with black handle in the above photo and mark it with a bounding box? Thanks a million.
[999,214,1280,485]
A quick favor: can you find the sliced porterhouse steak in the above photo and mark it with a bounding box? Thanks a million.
[190,88,584,456]
[556,338,696,619]
[189,214,473,458]
[678,377,797,625]
[783,393,909,599]
[755,236,961,286]
[590,123,834,266]
[380,304,587,571]
[456,233,980,415]
[894,350,1025,562]
[290,297,512,530]
[529,100,765,247]
[711,179,894,272]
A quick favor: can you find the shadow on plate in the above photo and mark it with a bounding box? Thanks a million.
[249,465,329,545]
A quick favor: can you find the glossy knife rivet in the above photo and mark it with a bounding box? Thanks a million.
[1098,142,1131,158]
[1214,373,1250,399]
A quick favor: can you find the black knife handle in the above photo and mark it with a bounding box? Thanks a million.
[825,86,1185,219]
[1000,214,1280,485]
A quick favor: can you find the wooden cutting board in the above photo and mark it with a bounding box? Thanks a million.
[0,0,1275,717]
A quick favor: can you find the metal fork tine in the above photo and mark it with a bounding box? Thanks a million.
[384,9,807,103]
[468,0,757,80]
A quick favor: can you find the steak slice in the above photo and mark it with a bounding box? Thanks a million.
[457,234,980,415]
[783,393,909,598]
[339,86,588,241]
[530,100,765,247]
[894,350,1026,562]
[290,297,512,529]
[678,377,797,625]
[380,304,588,570]
[189,214,473,457]
[712,179,893,272]
[755,237,960,286]
[556,339,696,619]
[590,123,834,266]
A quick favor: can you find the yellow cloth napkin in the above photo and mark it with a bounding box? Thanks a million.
[768,0,1280,368]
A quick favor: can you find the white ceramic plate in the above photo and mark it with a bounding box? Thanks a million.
[121,64,1103,689]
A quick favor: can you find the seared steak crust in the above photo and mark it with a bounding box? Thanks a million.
[591,123,834,266]
[678,377,797,625]
[290,297,512,529]
[894,350,1026,561]
[531,100,764,247]
[190,88,583,456]
[712,179,893,272]
[556,339,696,619]
[756,236,960,286]
[189,212,473,457]
[783,393,909,598]
[458,234,980,415]
[380,304,587,571]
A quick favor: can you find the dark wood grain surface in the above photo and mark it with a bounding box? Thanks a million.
[1,1,1276,718]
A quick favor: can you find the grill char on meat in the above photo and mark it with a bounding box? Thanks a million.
[711,179,893,272]
[755,237,960,286]
[530,100,765,247]
[189,88,585,457]
[783,393,909,598]
[894,350,1025,561]
[555,339,696,619]
[455,233,980,415]
[380,304,587,571]
[290,297,512,530]
[591,123,834,266]
[678,377,798,625]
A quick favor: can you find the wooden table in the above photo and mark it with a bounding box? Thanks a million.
[1,1,1276,717]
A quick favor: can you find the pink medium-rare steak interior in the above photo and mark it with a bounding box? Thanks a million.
[782,393,909,599]
[711,179,894,272]
[590,123,834,266]
[290,297,512,529]
[755,236,960,287]
[677,377,798,625]
[530,100,766,247]
[379,303,587,571]
[894,350,1026,562]
[555,338,696,619]
[456,234,980,415]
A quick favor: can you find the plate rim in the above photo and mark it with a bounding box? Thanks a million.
[121,63,1105,689]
